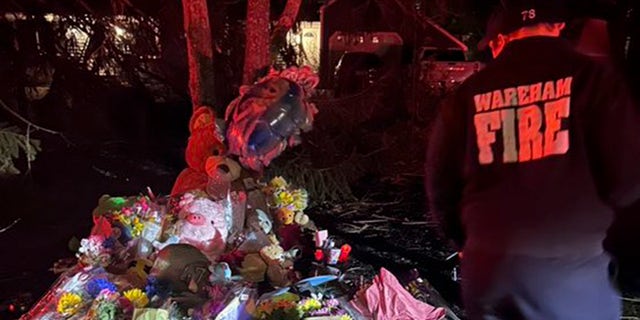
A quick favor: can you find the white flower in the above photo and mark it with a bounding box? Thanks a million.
[76,235,110,266]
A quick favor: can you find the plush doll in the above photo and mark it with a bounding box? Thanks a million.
[259,241,299,287]
[276,207,295,225]
[172,193,229,261]
[171,107,227,196]
[239,253,268,283]
[259,244,286,265]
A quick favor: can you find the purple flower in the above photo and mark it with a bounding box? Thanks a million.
[324,298,339,308]
[145,276,170,299]
[310,307,331,316]
[87,278,117,298]
[102,237,116,249]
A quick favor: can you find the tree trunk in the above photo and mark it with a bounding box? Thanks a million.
[242,0,271,84]
[182,0,215,111]
[273,0,303,38]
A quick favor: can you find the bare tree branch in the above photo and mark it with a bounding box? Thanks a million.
[0,98,73,145]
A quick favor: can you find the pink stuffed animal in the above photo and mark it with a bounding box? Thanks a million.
[174,193,229,261]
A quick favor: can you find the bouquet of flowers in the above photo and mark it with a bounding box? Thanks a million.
[264,177,310,228]
[254,294,354,320]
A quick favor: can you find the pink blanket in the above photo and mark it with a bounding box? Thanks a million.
[351,268,446,320]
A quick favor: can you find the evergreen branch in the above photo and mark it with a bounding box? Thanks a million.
[0,99,59,135]
[0,98,73,146]
[0,124,42,175]
[26,124,32,172]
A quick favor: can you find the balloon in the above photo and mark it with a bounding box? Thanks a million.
[225,66,319,171]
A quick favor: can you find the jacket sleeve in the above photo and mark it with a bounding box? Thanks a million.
[425,93,467,250]
[586,64,640,209]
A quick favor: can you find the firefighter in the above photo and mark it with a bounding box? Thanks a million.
[425,0,640,319]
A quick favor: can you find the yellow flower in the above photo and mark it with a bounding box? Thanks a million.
[57,292,83,317]
[123,289,149,308]
[275,191,294,207]
[299,298,322,312]
[291,189,308,211]
[339,315,353,320]
[114,213,131,226]
[269,176,289,190]
[131,218,145,237]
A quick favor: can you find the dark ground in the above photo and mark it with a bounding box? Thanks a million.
[0,140,185,316]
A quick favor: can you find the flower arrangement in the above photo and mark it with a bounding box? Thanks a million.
[300,298,352,319]
[58,282,154,319]
[123,288,149,308]
[30,174,362,319]
[254,295,354,320]
[78,195,172,271]
[255,299,302,320]
[86,289,121,320]
[264,176,310,227]
[298,298,322,312]
[57,292,83,317]
[266,177,308,211]
[110,196,157,238]
[131,217,145,237]
[86,278,117,298]
[77,235,112,267]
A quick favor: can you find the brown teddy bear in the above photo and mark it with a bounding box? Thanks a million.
[172,107,243,196]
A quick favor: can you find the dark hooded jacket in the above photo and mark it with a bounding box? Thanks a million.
[426,36,640,258]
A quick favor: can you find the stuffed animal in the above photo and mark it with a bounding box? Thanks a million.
[246,209,273,234]
[259,244,286,265]
[173,193,229,261]
[172,107,227,195]
[276,207,295,225]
